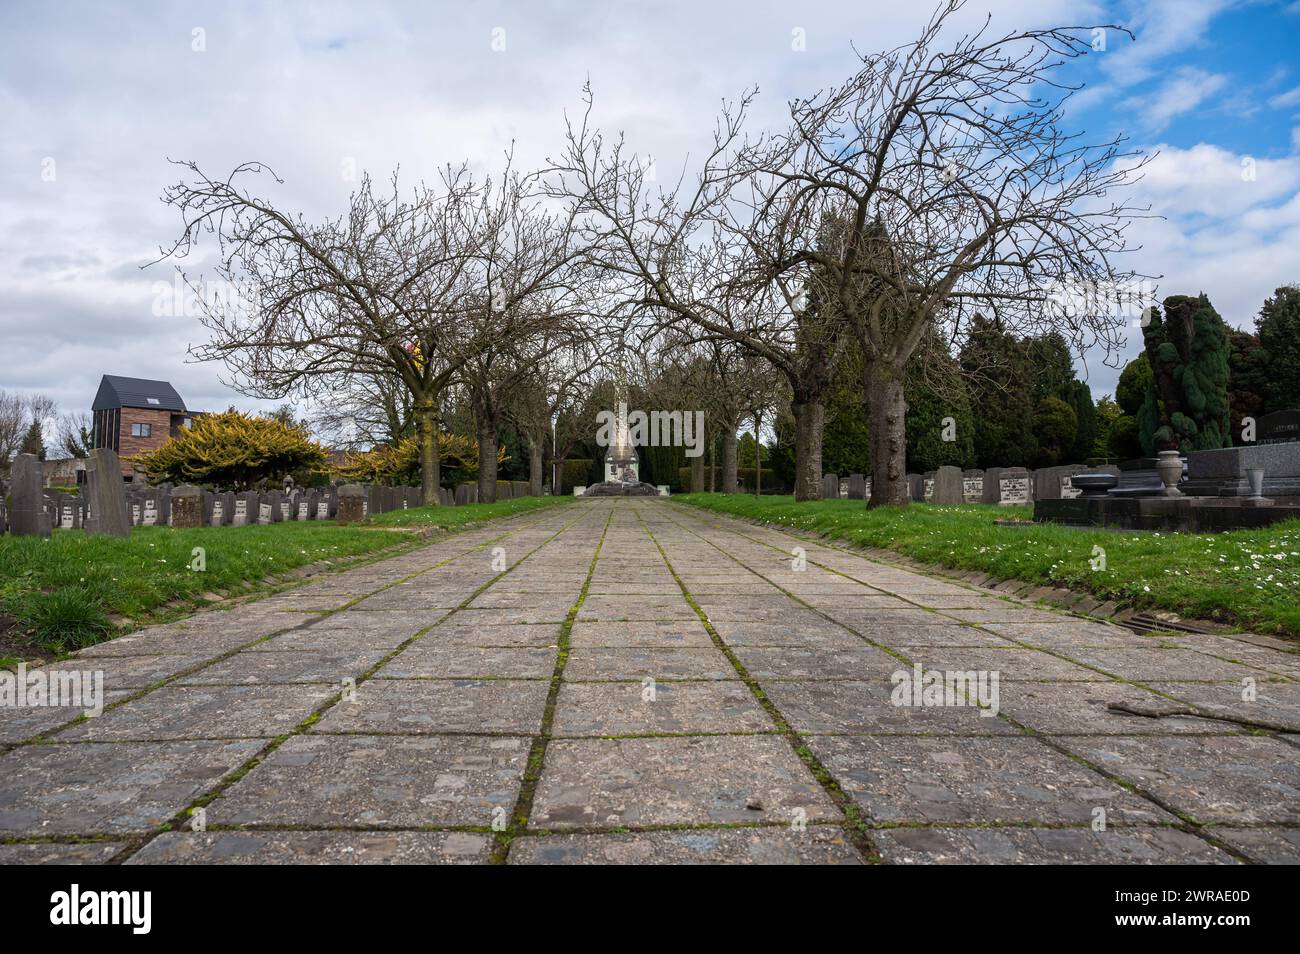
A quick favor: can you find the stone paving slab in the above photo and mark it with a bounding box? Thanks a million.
[531,736,841,828]
[807,735,1174,825]
[508,826,863,864]
[1063,735,1300,824]
[897,647,1110,681]
[551,681,773,736]
[313,678,549,734]
[0,842,127,864]
[1208,827,1300,864]
[760,680,1017,735]
[374,645,558,679]
[207,734,530,828]
[417,622,563,647]
[871,826,1236,864]
[996,681,1225,736]
[129,830,492,864]
[731,646,900,681]
[564,648,738,681]
[59,684,337,741]
[175,648,390,685]
[33,654,218,690]
[568,620,714,648]
[707,619,868,650]
[0,740,262,834]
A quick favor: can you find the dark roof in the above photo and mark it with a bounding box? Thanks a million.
[91,375,187,412]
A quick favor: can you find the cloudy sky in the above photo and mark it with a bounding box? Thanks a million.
[3,0,1299,431]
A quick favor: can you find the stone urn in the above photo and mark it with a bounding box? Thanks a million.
[1156,449,1183,497]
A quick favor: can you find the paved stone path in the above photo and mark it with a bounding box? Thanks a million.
[2,498,1298,864]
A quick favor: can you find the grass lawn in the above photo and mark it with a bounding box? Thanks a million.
[368,494,572,528]
[675,493,1300,640]
[0,495,572,659]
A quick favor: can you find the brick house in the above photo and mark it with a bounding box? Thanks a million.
[91,375,195,479]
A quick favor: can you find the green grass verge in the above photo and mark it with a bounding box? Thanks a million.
[674,493,1300,639]
[368,494,572,528]
[0,495,572,655]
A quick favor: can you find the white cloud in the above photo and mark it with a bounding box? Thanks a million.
[1125,67,1228,133]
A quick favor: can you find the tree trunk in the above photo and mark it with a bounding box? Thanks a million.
[528,436,544,497]
[865,359,909,507]
[753,414,762,497]
[791,400,825,501]
[707,434,716,492]
[417,400,440,506]
[690,451,705,493]
[721,426,739,494]
[477,422,499,504]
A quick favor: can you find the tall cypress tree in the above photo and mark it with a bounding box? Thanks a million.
[1257,285,1300,413]
[1141,293,1231,453]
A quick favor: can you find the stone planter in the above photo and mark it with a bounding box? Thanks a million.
[1156,450,1183,497]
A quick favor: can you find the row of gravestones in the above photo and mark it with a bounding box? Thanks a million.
[824,464,1110,505]
[1,448,527,537]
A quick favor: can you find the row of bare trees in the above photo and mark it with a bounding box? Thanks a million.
[159,1,1150,505]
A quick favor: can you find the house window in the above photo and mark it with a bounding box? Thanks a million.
[131,422,152,438]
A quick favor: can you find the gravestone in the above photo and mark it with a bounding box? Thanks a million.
[317,490,334,520]
[846,474,866,500]
[863,477,872,500]
[170,485,204,529]
[1033,464,1085,501]
[84,448,131,537]
[9,456,50,537]
[838,479,849,499]
[439,487,453,506]
[822,473,839,500]
[980,467,1004,505]
[232,492,257,527]
[962,470,984,503]
[210,492,227,527]
[1183,444,1300,497]
[337,484,367,524]
[997,467,1032,506]
[0,484,7,535]
[1258,409,1300,444]
[906,474,924,502]
[278,491,293,522]
[140,490,161,526]
[257,493,276,525]
[932,465,963,505]
[922,473,935,502]
[57,494,80,530]
[296,493,310,520]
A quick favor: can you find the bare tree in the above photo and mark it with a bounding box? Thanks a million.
[0,390,28,471]
[58,412,94,459]
[746,1,1152,505]
[157,162,484,504]
[453,165,601,503]
[508,328,604,495]
[547,86,850,501]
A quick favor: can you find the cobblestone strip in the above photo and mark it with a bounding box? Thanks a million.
[660,503,1264,863]
[633,507,882,863]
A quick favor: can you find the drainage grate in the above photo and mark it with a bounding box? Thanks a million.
[1119,613,1217,636]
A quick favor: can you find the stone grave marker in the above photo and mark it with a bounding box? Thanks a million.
[210,494,227,527]
[998,467,1032,506]
[846,474,866,500]
[170,486,203,529]
[962,470,984,503]
[822,473,839,500]
[923,473,935,502]
[84,448,131,538]
[257,494,275,525]
[932,465,963,505]
[981,467,1004,505]
[337,484,367,524]
[10,456,51,536]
